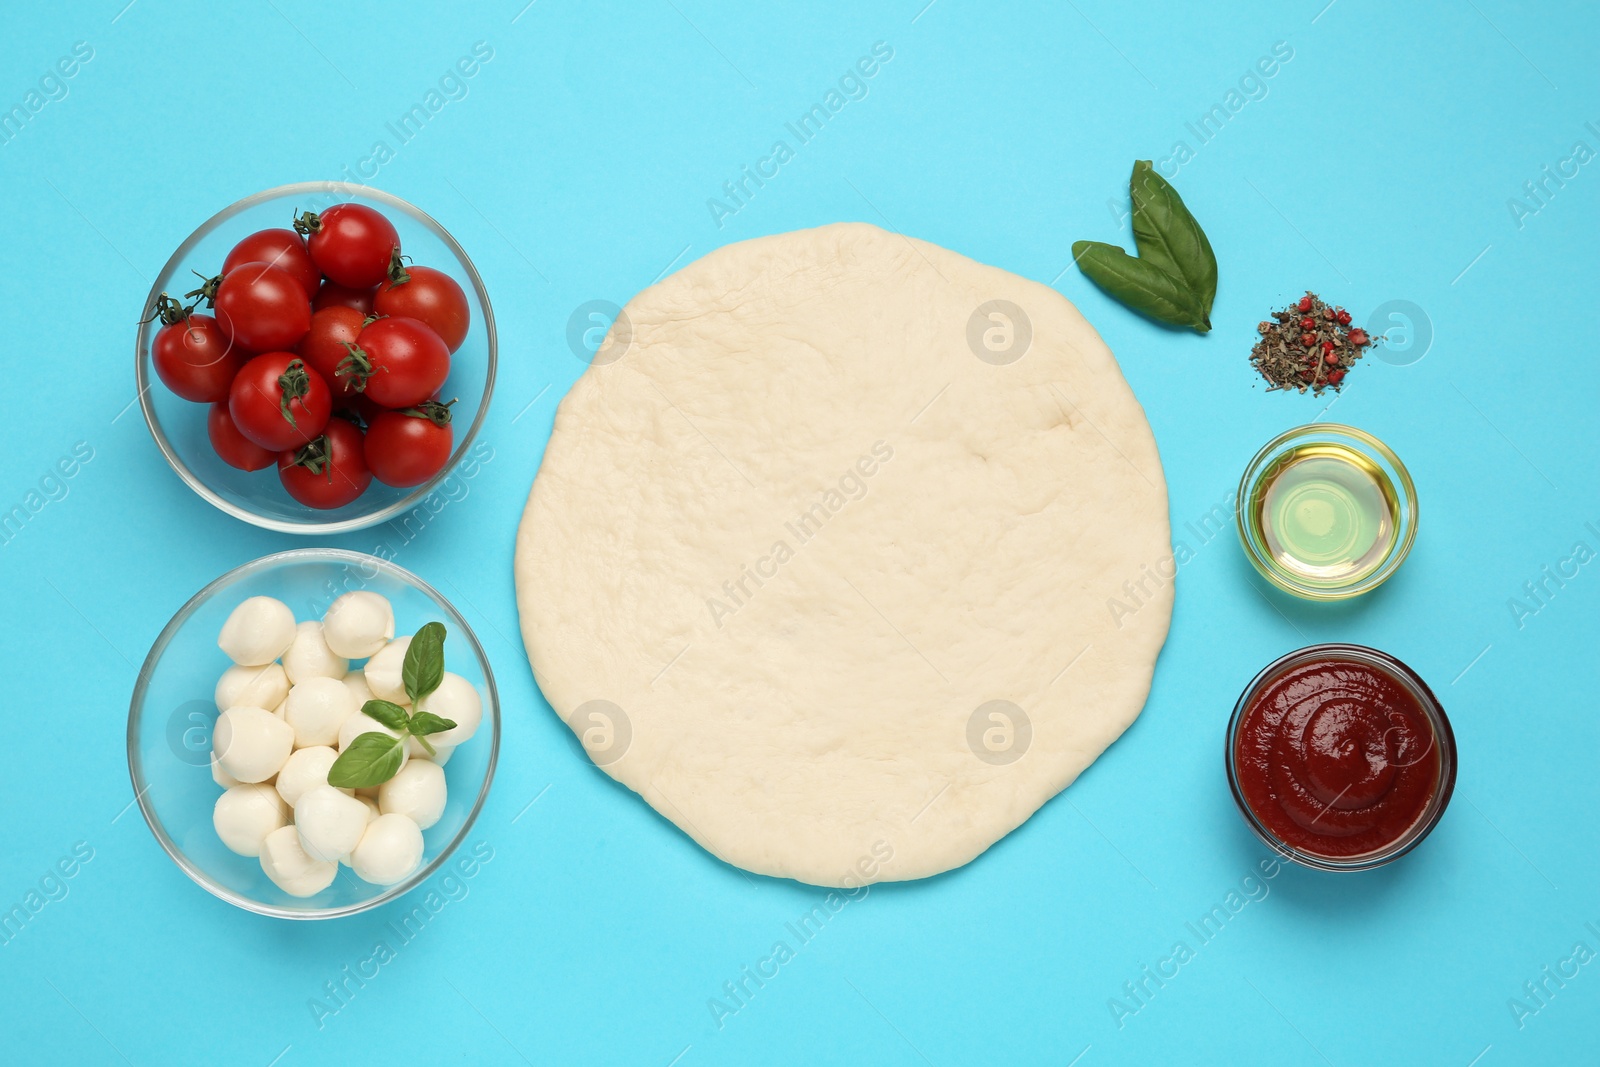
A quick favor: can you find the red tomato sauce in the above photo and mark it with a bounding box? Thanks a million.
[1233,655,1442,858]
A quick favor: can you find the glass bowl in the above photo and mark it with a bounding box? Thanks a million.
[127,549,500,919]
[1224,643,1456,872]
[1235,423,1418,600]
[135,182,497,534]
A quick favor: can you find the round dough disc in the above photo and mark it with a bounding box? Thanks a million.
[516,223,1171,886]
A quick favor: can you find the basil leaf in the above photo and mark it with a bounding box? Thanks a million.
[1071,241,1210,332]
[1128,161,1217,327]
[327,732,407,789]
[362,699,411,732]
[1072,161,1217,333]
[402,622,447,704]
[408,711,458,737]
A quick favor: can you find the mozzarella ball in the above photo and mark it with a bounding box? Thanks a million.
[215,662,289,714]
[340,670,375,709]
[342,796,382,865]
[284,676,356,748]
[337,712,409,775]
[260,825,337,898]
[217,596,297,666]
[210,752,241,789]
[274,746,353,807]
[363,636,411,703]
[378,759,447,830]
[282,621,349,684]
[337,710,396,750]
[417,673,482,747]
[322,592,395,659]
[270,698,287,720]
[295,785,372,864]
[213,706,295,784]
[404,734,456,761]
[350,813,424,886]
[213,783,289,857]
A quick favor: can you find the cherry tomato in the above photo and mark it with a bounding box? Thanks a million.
[228,351,332,452]
[296,306,366,401]
[214,262,311,352]
[374,266,471,352]
[364,401,455,487]
[207,402,276,471]
[149,295,245,402]
[312,279,378,315]
[297,204,399,288]
[345,316,449,409]
[223,229,320,300]
[278,417,371,509]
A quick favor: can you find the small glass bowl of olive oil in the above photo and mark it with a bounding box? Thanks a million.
[1236,424,1418,600]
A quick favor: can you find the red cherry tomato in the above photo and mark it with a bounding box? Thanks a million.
[278,417,371,509]
[363,401,455,487]
[297,204,399,288]
[345,316,449,409]
[228,351,332,452]
[149,296,245,402]
[296,306,366,401]
[223,229,320,300]
[214,262,311,352]
[207,402,276,471]
[312,279,378,315]
[374,266,471,352]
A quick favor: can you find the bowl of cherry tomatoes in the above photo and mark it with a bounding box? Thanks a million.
[136,182,496,533]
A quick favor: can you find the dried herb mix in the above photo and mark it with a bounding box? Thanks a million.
[1250,292,1373,395]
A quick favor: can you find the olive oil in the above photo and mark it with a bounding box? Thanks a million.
[1250,443,1399,589]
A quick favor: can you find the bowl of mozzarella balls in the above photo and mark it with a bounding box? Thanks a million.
[128,548,498,919]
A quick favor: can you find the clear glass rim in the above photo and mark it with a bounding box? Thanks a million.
[134,181,498,535]
[125,548,501,919]
[1234,422,1419,601]
[1223,643,1457,872]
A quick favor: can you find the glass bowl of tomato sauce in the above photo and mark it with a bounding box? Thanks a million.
[134,182,497,534]
[1225,644,1456,871]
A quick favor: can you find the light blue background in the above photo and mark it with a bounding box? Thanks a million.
[2,1,1595,1064]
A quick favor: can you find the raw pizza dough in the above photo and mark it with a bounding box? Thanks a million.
[515,222,1171,887]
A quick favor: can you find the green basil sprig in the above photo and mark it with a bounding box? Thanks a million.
[1072,160,1217,333]
[328,622,456,789]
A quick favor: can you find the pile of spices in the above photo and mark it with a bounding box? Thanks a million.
[1250,292,1373,395]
